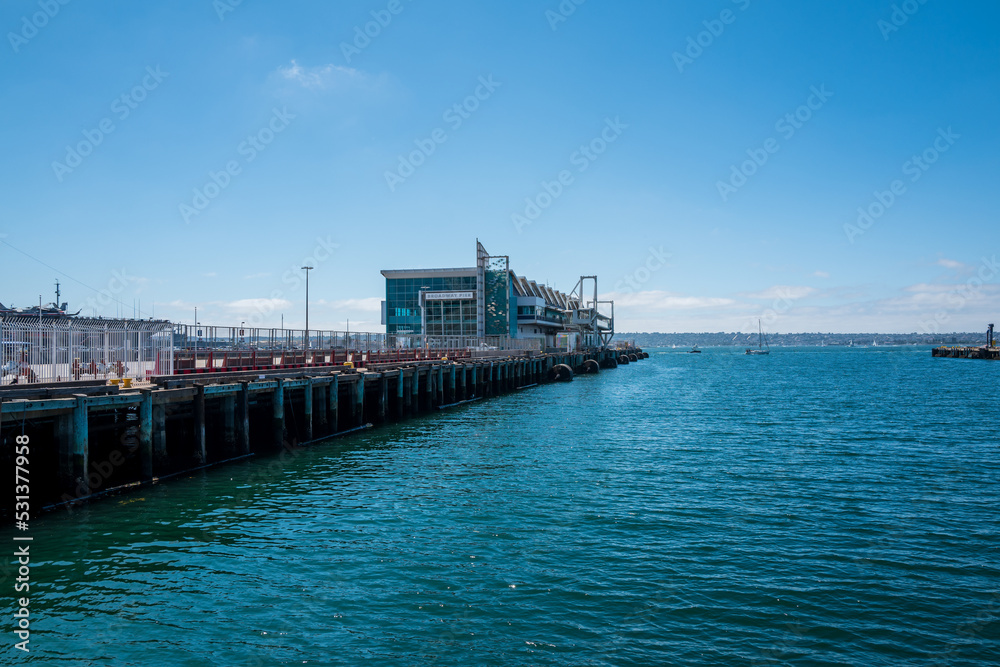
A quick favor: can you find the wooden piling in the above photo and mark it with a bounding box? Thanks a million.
[378,374,387,424]
[396,371,405,419]
[437,365,444,406]
[72,395,88,486]
[354,375,364,427]
[329,374,339,434]
[272,378,285,449]
[411,367,420,413]
[238,382,250,455]
[426,368,434,411]
[304,379,314,441]
[223,393,236,456]
[425,367,433,407]
[194,384,207,464]
[316,384,328,435]
[139,390,153,480]
[54,413,71,486]
[153,402,167,468]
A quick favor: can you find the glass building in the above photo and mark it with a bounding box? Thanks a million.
[381,268,479,336]
[382,241,581,347]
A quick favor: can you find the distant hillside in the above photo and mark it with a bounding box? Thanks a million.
[617,332,985,348]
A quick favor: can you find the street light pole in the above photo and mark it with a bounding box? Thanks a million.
[419,286,430,350]
[302,265,313,356]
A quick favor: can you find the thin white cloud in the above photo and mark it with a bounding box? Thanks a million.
[813,271,830,278]
[604,290,736,310]
[223,298,292,312]
[331,297,382,312]
[898,282,999,307]
[743,285,816,300]
[278,60,366,89]
[903,283,954,294]
[936,258,967,270]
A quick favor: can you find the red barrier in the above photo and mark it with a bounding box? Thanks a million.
[168,347,478,375]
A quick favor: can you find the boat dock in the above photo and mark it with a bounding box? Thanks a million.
[0,347,647,518]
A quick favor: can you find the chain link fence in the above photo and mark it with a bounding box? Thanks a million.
[1,317,174,385]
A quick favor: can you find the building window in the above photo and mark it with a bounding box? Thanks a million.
[384,275,476,334]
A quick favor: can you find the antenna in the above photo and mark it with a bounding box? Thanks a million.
[54,279,61,310]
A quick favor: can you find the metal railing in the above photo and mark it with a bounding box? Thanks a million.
[1,318,542,385]
[173,324,539,354]
[174,324,393,353]
[1,317,173,385]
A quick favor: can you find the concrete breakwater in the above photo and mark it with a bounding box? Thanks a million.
[0,348,646,520]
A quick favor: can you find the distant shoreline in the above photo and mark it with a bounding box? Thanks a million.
[619,332,985,347]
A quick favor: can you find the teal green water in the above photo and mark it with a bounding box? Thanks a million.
[4,347,1000,665]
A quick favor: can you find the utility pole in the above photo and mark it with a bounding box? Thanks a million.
[301,266,313,354]
[419,287,429,350]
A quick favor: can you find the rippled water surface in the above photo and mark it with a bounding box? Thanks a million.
[6,347,1000,665]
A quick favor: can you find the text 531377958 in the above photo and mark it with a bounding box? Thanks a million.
[13,434,32,653]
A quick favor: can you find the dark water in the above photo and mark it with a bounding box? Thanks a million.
[4,347,1000,665]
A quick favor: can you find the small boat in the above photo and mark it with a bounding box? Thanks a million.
[745,320,770,355]
[688,345,701,353]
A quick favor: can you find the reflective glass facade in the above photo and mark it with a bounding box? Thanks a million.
[421,299,478,336]
[384,274,477,335]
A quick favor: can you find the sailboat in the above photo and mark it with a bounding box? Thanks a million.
[745,320,770,355]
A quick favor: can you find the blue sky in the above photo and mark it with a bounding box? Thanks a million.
[1,0,997,334]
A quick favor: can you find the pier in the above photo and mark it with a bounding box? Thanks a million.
[932,346,999,360]
[0,347,647,519]
[932,323,998,360]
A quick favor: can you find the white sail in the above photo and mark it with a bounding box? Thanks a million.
[745,319,770,355]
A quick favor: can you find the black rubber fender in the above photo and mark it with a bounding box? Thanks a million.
[549,363,574,382]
